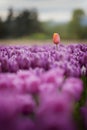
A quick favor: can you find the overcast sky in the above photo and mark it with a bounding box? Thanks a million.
[0,0,87,22]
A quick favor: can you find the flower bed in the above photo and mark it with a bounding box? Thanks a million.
[0,44,87,130]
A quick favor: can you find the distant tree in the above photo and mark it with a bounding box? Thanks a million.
[13,10,31,36]
[72,9,85,21]
[6,8,14,22]
[0,18,7,38]
[68,9,85,39]
[5,8,43,37]
[5,8,14,37]
[0,8,43,38]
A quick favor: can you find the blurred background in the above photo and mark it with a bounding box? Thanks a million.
[0,0,87,44]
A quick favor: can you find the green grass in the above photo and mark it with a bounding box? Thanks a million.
[20,33,51,41]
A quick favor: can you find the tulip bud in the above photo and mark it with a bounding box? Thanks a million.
[53,33,60,44]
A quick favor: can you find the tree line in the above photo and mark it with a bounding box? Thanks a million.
[68,9,87,39]
[43,9,87,40]
[0,8,87,40]
[0,8,43,38]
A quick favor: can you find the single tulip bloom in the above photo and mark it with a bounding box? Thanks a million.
[53,33,60,44]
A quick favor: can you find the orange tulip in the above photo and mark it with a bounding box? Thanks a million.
[53,33,60,44]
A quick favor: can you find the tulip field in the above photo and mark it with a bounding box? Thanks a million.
[0,38,87,130]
